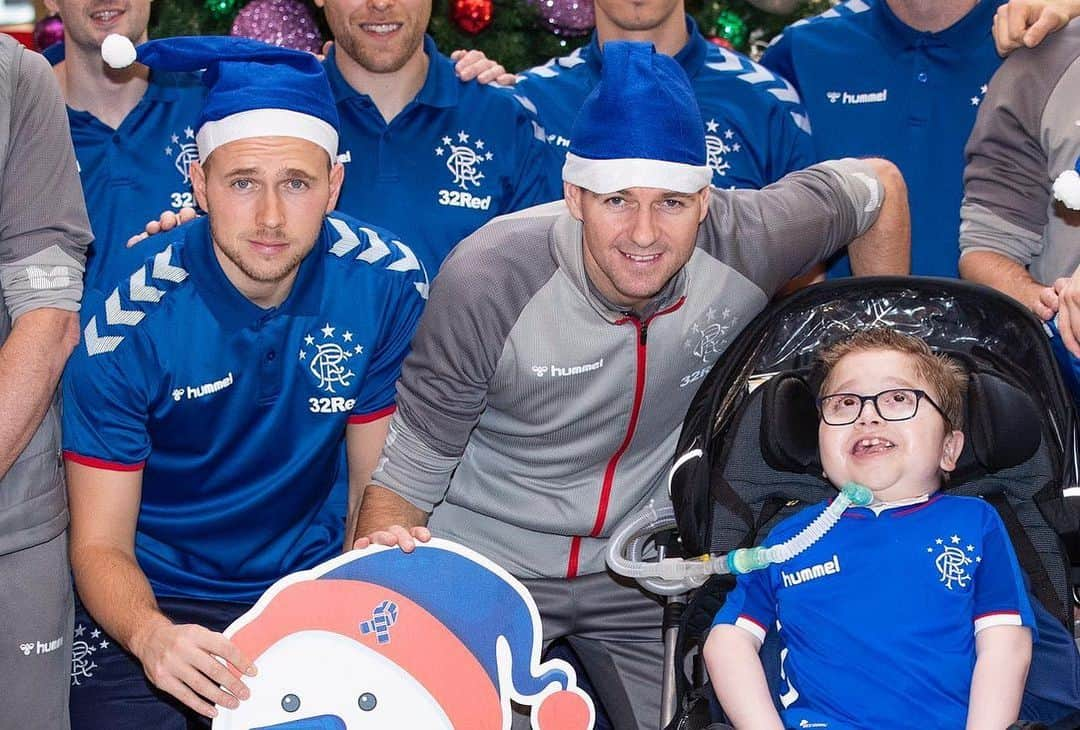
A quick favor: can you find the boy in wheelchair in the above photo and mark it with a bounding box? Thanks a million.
[703,328,1036,730]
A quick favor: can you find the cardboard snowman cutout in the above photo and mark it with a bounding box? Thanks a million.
[213,539,595,730]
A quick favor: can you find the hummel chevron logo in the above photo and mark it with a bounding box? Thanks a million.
[129,267,165,303]
[84,316,123,357]
[152,245,188,283]
[327,218,430,299]
[105,289,144,327]
[356,228,391,264]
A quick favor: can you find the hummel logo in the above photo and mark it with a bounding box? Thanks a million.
[531,366,549,377]
[827,89,888,105]
[26,266,71,290]
[19,643,33,656]
[531,359,604,378]
[827,92,841,103]
[781,554,841,588]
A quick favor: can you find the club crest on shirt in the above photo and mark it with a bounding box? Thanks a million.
[163,125,199,208]
[435,129,494,211]
[299,323,362,414]
[969,82,989,108]
[704,119,742,179]
[679,306,738,389]
[926,534,981,590]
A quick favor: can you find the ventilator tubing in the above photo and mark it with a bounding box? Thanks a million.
[606,482,872,595]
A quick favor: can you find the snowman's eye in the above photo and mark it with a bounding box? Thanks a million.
[281,693,301,713]
[358,692,377,711]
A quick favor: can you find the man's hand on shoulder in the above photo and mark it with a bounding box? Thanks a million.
[126,207,199,247]
[450,49,517,86]
[130,615,256,719]
[1054,264,1080,357]
[994,0,1080,55]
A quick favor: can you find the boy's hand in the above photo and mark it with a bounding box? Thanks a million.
[450,49,517,86]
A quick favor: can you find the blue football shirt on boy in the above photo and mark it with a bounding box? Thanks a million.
[327,37,563,276]
[44,43,206,291]
[61,213,427,604]
[761,0,1002,277]
[513,16,814,190]
[713,494,1036,730]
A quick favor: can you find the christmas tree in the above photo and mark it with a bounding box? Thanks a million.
[148,0,829,72]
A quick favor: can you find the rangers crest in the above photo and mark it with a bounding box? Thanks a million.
[927,534,980,590]
[704,119,742,180]
[299,322,362,394]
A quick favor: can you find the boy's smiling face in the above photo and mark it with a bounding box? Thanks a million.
[818,349,965,503]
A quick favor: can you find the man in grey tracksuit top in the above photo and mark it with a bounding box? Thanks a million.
[356,42,908,730]
[0,33,91,729]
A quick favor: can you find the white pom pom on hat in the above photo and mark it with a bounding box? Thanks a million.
[101,33,137,69]
[1053,168,1080,211]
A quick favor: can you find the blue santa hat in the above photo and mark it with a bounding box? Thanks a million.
[1052,157,1080,210]
[100,34,338,163]
[562,41,711,194]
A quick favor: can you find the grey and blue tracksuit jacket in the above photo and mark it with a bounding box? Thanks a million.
[371,159,884,579]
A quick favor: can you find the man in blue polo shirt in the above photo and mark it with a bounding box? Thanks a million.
[43,0,205,291]
[761,0,1000,277]
[317,0,563,274]
[513,0,814,191]
[61,36,427,729]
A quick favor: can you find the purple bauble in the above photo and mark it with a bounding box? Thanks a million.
[533,0,594,36]
[33,15,65,52]
[231,0,323,54]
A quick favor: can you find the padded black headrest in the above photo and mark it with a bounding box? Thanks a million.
[759,369,1043,483]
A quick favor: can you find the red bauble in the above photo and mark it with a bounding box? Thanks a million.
[706,35,735,51]
[450,0,494,34]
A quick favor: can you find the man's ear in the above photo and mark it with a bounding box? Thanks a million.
[564,182,584,221]
[696,186,710,223]
[939,429,965,472]
[190,161,209,212]
[326,162,345,213]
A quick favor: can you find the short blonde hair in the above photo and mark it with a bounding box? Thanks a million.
[816,328,968,431]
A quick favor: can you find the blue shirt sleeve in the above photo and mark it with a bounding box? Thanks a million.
[347,238,427,423]
[712,566,777,643]
[760,31,800,99]
[500,99,564,211]
[972,505,1038,641]
[61,291,152,468]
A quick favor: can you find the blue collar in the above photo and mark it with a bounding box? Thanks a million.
[43,41,189,105]
[184,217,324,332]
[325,35,458,110]
[870,0,996,56]
[585,15,709,79]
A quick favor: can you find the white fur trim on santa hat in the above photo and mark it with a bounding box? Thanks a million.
[101,34,137,69]
[1053,169,1080,210]
[195,108,339,162]
[562,152,712,194]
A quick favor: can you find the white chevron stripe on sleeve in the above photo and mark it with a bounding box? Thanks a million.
[791,111,812,134]
[105,289,145,327]
[128,267,165,303]
[705,48,744,74]
[328,217,362,257]
[356,227,391,264]
[767,76,801,104]
[84,316,123,357]
[151,245,188,283]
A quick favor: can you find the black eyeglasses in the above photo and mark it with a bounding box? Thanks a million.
[817,388,949,427]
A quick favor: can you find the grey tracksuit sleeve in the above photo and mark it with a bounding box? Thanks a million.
[959,20,1080,284]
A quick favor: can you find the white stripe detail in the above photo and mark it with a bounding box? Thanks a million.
[328,217,362,257]
[105,289,144,327]
[128,267,164,303]
[822,8,841,17]
[668,448,703,497]
[706,49,744,74]
[734,616,767,643]
[1064,486,1080,497]
[357,228,391,264]
[557,48,585,68]
[768,76,801,104]
[387,242,420,273]
[84,316,123,357]
[738,64,775,86]
[196,109,338,162]
[974,612,1022,634]
[791,111,812,135]
[528,64,559,79]
[846,0,871,13]
[513,94,538,114]
[151,245,188,283]
[562,153,712,194]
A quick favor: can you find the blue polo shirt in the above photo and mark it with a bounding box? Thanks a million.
[513,17,814,190]
[327,37,563,275]
[761,0,1002,277]
[43,43,206,291]
[713,494,1036,730]
[61,213,427,603]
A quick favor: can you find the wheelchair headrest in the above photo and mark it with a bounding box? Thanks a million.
[760,369,1043,482]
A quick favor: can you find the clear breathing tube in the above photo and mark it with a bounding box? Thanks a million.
[605,482,873,595]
